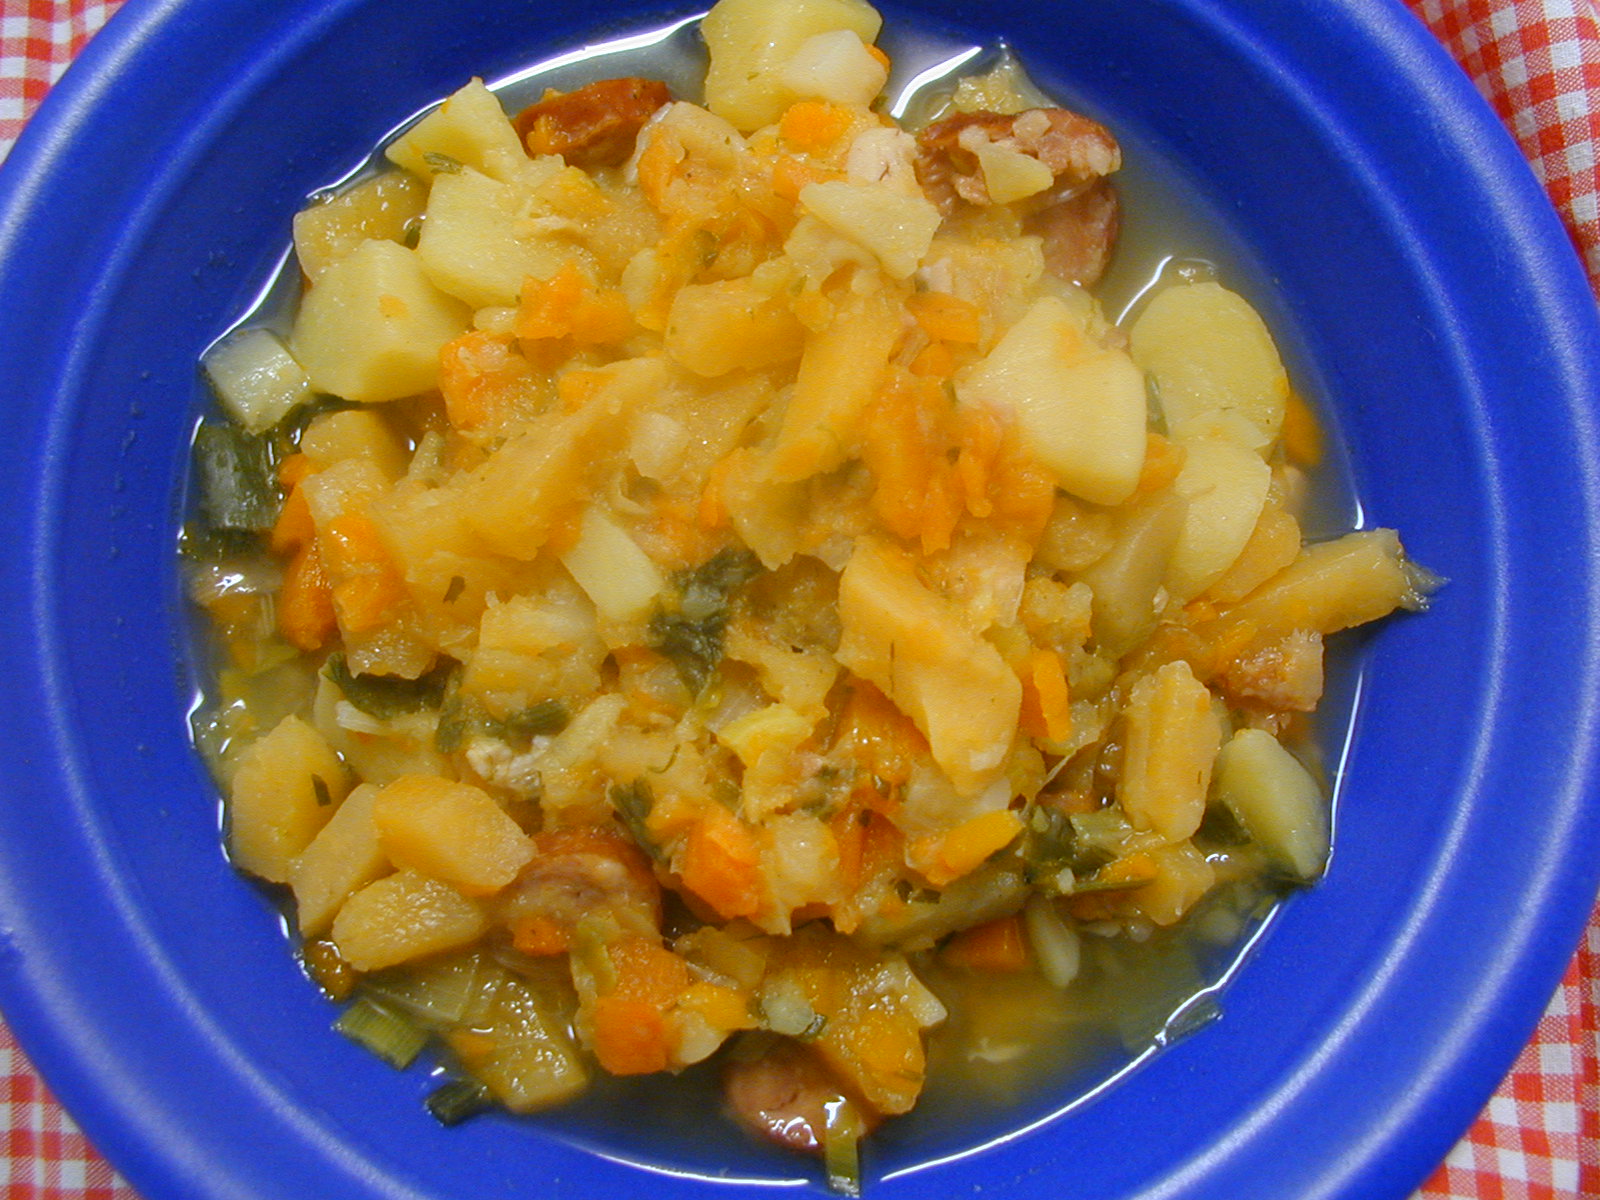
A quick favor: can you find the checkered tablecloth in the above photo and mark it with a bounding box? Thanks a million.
[0,0,1596,1197]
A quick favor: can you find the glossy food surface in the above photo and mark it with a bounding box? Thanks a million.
[0,1,1597,1198]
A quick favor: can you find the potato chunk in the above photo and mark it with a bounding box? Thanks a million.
[290,239,471,402]
[1165,436,1272,604]
[1129,280,1289,443]
[701,0,884,131]
[955,296,1147,506]
[288,783,388,937]
[836,539,1020,795]
[332,870,489,971]
[1211,728,1329,881]
[228,715,349,883]
[372,775,536,896]
[1116,660,1223,844]
[416,166,571,308]
[386,78,526,180]
[293,170,426,281]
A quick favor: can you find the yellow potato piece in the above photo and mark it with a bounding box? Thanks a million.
[332,870,488,971]
[228,715,349,884]
[371,775,535,896]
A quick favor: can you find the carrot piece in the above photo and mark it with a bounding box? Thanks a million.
[516,261,589,341]
[906,292,982,344]
[678,807,765,920]
[607,935,693,1007]
[332,571,409,634]
[778,100,854,154]
[277,452,315,490]
[270,481,317,555]
[509,913,570,956]
[1019,648,1072,743]
[1280,390,1324,467]
[943,914,1029,972]
[590,996,671,1075]
[1136,432,1186,494]
[908,340,956,379]
[277,541,337,652]
[916,810,1025,887]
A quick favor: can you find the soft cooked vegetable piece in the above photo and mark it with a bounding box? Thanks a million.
[289,239,472,402]
[331,870,489,971]
[700,0,884,131]
[797,181,941,280]
[202,328,313,434]
[371,775,536,896]
[293,171,427,282]
[1129,280,1289,442]
[665,278,807,377]
[386,78,527,181]
[1164,436,1272,604]
[288,782,389,937]
[416,165,572,309]
[1211,727,1330,881]
[559,506,667,623]
[836,539,1021,795]
[229,715,349,883]
[1116,660,1224,844]
[954,295,1148,506]
[443,971,588,1112]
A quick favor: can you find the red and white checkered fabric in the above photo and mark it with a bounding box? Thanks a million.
[0,1,1595,1198]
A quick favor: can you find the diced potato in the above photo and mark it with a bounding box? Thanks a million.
[293,171,426,281]
[836,539,1021,795]
[768,284,902,481]
[331,869,488,971]
[1116,660,1223,843]
[385,78,526,180]
[1076,491,1187,656]
[779,30,889,109]
[1205,501,1302,604]
[955,296,1147,506]
[1165,436,1272,604]
[701,0,884,131]
[460,358,665,558]
[444,972,588,1112]
[1211,728,1329,880]
[664,279,806,377]
[558,506,665,623]
[298,408,410,480]
[798,180,941,280]
[288,783,389,937]
[228,715,349,883]
[290,239,472,402]
[1129,281,1289,442]
[372,775,536,896]
[202,328,312,434]
[416,166,573,308]
[1129,842,1217,926]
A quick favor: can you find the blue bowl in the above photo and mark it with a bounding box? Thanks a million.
[2,1,1598,1197]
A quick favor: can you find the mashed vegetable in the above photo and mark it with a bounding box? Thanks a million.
[189,0,1432,1186]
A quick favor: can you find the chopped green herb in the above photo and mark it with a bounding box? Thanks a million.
[426,1078,494,1126]
[334,997,429,1069]
[497,699,570,744]
[442,574,466,604]
[650,548,763,693]
[326,653,457,720]
[311,774,334,807]
[423,151,463,174]
[609,779,659,858]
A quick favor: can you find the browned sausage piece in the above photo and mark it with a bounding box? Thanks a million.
[723,1039,880,1154]
[914,107,1122,212]
[1024,176,1121,287]
[513,78,673,169]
